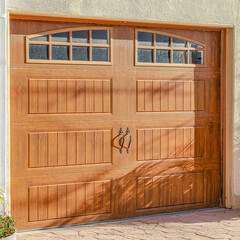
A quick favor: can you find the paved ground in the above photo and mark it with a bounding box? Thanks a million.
[17,208,240,240]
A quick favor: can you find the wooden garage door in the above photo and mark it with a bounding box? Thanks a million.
[10,19,221,230]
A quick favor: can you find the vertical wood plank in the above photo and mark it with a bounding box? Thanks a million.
[195,173,204,203]
[58,185,67,218]
[168,128,176,158]
[38,80,48,113]
[77,132,86,165]
[184,128,191,158]
[103,130,111,163]
[29,134,39,168]
[160,176,169,207]
[94,80,103,113]
[137,130,145,161]
[76,183,86,216]
[86,182,94,214]
[144,81,153,111]
[29,187,38,221]
[196,81,205,110]
[102,181,111,213]
[176,128,184,158]
[190,81,195,111]
[38,133,48,167]
[57,80,67,113]
[152,129,161,160]
[48,133,58,167]
[173,175,183,205]
[38,186,48,220]
[86,80,94,112]
[67,184,76,217]
[144,178,153,208]
[57,132,67,166]
[137,178,145,209]
[47,185,58,220]
[190,127,195,157]
[66,80,76,113]
[152,81,161,111]
[47,80,57,113]
[76,80,86,112]
[67,132,76,165]
[195,127,205,158]
[144,129,153,160]
[184,82,191,110]
[152,176,160,208]
[95,131,103,164]
[183,174,193,204]
[86,131,95,164]
[176,82,184,111]
[94,181,103,214]
[168,82,176,111]
[160,129,168,159]
[29,80,38,113]
[160,82,168,111]
[103,80,111,113]
[137,81,145,111]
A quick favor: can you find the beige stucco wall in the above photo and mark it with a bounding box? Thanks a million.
[6,0,240,208]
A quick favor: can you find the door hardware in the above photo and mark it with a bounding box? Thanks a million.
[125,127,132,154]
[118,128,125,154]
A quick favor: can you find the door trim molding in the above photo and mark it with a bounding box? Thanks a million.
[9,11,233,31]
[221,28,234,208]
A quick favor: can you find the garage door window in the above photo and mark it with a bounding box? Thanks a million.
[27,28,112,64]
[136,29,205,66]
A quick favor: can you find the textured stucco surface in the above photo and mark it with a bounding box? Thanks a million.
[4,0,240,208]
[6,0,240,25]
[0,0,7,196]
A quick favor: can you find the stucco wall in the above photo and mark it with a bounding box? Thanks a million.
[5,0,240,208]
[0,0,7,196]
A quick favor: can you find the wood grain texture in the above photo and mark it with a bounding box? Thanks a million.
[29,130,111,167]
[29,180,112,221]
[29,79,111,114]
[10,19,221,231]
[136,172,204,209]
[137,127,205,161]
[137,80,205,112]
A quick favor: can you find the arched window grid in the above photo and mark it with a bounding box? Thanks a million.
[26,27,112,65]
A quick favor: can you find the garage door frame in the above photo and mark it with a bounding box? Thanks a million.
[8,13,234,212]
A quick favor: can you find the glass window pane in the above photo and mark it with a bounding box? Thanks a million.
[72,46,89,61]
[137,32,153,46]
[92,47,109,62]
[156,35,170,47]
[156,50,170,63]
[29,44,49,60]
[30,35,48,42]
[173,38,187,48]
[137,49,153,63]
[173,50,187,64]
[189,42,203,48]
[52,45,69,60]
[72,30,89,43]
[189,51,204,64]
[52,32,69,42]
[92,30,109,44]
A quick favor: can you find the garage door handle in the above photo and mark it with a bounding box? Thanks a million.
[119,128,125,154]
[126,127,131,154]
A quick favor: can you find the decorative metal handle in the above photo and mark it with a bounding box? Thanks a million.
[125,127,132,154]
[119,128,125,154]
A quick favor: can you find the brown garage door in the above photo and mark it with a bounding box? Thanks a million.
[10,19,221,230]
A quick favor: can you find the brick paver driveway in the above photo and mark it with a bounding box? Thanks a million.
[17,209,240,240]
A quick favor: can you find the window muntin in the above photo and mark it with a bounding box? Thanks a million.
[27,28,111,64]
[136,30,205,66]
